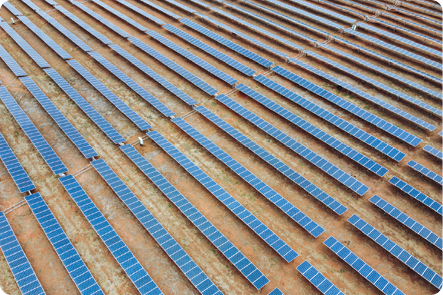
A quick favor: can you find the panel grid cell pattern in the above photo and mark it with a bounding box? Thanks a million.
[120,144,270,289]
[91,159,223,295]
[423,145,443,160]
[254,74,406,162]
[137,0,182,19]
[25,193,104,295]
[0,43,27,77]
[0,132,35,193]
[0,86,68,175]
[172,116,326,237]
[236,84,388,177]
[369,195,442,249]
[148,130,298,262]
[44,68,126,144]
[407,160,443,185]
[323,236,405,295]
[196,105,347,216]
[348,214,442,289]
[296,260,345,295]
[59,175,163,295]
[114,0,166,26]
[0,212,45,295]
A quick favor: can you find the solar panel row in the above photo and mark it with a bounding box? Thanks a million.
[0,212,45,295]
[323,236,405,295]
[196,105,348,216]
[120,144,270,289]
[148,130,298,262]
[114,0,166,26]
[137,0,182,19]
[285,0,356,23]
[297,260,345,295]
[0,86,68,175]
[185,0,212,9]
[369,195,442,250]
[59,175,163,294]
[91,159,223,295]
[25,193,104,295]
[0,43,27,77]
[407,160,443,185]
[172,116,327,237]
[162,0,198,13]
[20,0,42,12]
[423,145,443,160]
[2,2,23,16]
[390,7,443,25]
[236,83,389,177]
[379,11,442,38]
[316,0,368,20]
[348,214,442,289]
[254,75,406,162]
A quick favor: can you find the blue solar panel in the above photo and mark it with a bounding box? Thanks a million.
[196,105,347,216]
[236,84,388,177]
[323,236,405,295]
[171,116,326,237]
[136,0,182,19]
[120,144,270,289]
[20,76,98,159]
[25,193,104,295]
[390,6,442,25]
[407,160,443,185]
[148,130,298,262]
[0,43,27,77]
[440,131,443,137]
[109,44,197,106]
[91,159,223,295]
[348,214,442,290]
[161,0,197,13]
[398,2,442,17]
[0,132,35,193]
[379,11,442,39]
[67,59,152,130]
[3,2,23,16]
[268,288,285,295]
[185,0,211,9]
[179,18,273,68]
[129,37,219,96]
[316,0,368,19]
[0,211,46,295]
[21,0,42,11]
[0,21,50,69]
[114,0,166,27]
[297,260,345,295]
[423,145,443,160]
[164,24,256,76]
[59,175,163,294]
[44,68,126,144]
[369,195,442,250]
[0,86,68,175]
[286,0,356,23]
[254,74,406,162]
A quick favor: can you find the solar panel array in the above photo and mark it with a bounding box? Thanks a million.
[59,175,163,295]
[348,214,442,289]
[407,160,443,185]
[114,0,166,27]
[120,144,270,289]
[0,43,27,77]
[25,193,104,295]
[137,0,182,19]
[0,86,68,175]
[147,130,299,262]
[0,212,45,295]
[286,0,356,23]
[0,132,35,193]
[91,159,223,295]
[296,260,345,295]
[323,236,405,295]
[171,116,326,237]
[163,0,198,14]
[423,145,443,160]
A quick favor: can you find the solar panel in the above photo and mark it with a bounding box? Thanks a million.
[148,130,299,261]
[389,176,442,215]
[196,105,348,216]
[348,214,443,290]
[254,75,406,162]
[59,175,163,294]
[440,131,443,137]
[87,51,177,118]
[25,193,104,295]
[297,260,345,295]
[273,66,422,147]
[114,0,166,27]
[268,288,284,295]
[379,11,442,38]
[323,236,405,295]
[2,2,23,16]
[0,132,35,193]
[0,86,68,175]
[400,1,442,16]
[163,24,256,76]
[161,0,197,14]
[0,43,27,77]
[407,160,443,185]
[20,76,99,159]
[91,159,223,295]
[295,53,438,129]
[0,211,46,295]
[120,144,270,290]
[423,145,443,160]
[55,6,113,45]
[43,0,58,6]
[0,22,50,69]
[172,116,327,236]
[369,195,442,250]
[390,6,443,25]
[185,0,212,9]
[129,37,219,96]
[179,18,273,68]
[72,1,131,39]
[286,0,356,23]
[20,0,42,12]
[67,59,152,130]
[44,68,126,144]
[136,0,182,19]
[236,83,388,177]
[315,0,368,19]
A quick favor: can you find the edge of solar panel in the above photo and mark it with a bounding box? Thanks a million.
[296,260,345,295]
[268,288,285,295]
[3,2,23,16]
[0,43,28,77]
[407,160,443,185]
[423,145,443,160]
[162,0,197,14]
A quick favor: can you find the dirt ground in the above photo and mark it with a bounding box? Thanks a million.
[0,0,441,294]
